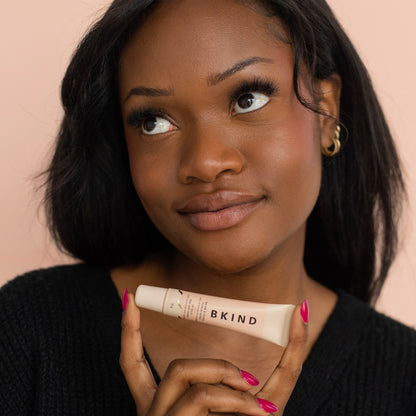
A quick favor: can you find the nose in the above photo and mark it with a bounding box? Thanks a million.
[178,124,244,184]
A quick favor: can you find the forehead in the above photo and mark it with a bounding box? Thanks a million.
[119,0,291,86]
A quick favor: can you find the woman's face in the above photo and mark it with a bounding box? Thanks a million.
[119,0,338,273]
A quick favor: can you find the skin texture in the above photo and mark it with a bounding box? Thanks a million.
[115,0,341,414]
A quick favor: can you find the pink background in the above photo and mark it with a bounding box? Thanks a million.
[1,0,415,327]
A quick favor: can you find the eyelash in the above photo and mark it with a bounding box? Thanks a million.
[229,76,278,106]
[126,76,279,130]
[126,107,170,129]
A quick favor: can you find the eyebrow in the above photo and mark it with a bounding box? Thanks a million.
[124,56,274,102]
[124,86,173,102]
[207,56,274,86]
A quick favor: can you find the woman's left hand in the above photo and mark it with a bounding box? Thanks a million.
[252,300,309,415]
[208,301,309,416]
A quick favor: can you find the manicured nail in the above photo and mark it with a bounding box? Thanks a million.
[240,369,259,386]
[122,288,129,311]
[257,398,278,413]
[300,299,309,324]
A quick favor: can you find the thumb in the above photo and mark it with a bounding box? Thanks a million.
[256,300,309,415]
[120,291,158,415]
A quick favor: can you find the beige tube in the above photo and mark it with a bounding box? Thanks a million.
[135,285,295,347]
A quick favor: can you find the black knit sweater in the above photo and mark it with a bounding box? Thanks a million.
[0,264,415,415]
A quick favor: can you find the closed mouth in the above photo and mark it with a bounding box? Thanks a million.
[178,192,265,231]
[178,191,264,214]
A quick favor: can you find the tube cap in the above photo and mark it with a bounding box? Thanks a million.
[135,285,167,313]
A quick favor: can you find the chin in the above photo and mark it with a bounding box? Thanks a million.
[189,244,275,276]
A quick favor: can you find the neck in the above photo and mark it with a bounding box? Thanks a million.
[111,227,338,369]
[155,233,309,306]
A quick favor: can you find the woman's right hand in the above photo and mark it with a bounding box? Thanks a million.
[120,292,307,415]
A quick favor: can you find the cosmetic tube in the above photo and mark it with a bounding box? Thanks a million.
[135,285,295,347]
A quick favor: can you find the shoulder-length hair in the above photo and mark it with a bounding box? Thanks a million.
[44,0,405,305]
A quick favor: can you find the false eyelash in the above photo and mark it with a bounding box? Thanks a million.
[126,107,169,129]
[229,76,279,103]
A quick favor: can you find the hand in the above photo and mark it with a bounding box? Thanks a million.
[120,292,308,415]
[254,299,309,415]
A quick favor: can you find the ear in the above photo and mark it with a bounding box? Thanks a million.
[315,74,342,149]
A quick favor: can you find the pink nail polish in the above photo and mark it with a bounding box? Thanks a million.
[257,398,278,413]
[240,370,259,386]
[122,288,129,311]
[300,299,309,324]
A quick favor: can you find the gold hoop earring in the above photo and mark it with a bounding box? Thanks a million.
[322,125,341,157]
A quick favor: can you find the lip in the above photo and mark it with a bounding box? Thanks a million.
[178,191,264,231]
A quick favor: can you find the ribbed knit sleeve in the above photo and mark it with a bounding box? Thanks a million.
[311,310,416,415]
[0,272,38,414]
[334,309,416,415]
[285,290,416,415]
[0,265,137,416]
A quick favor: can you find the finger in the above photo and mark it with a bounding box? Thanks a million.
[120,292,157,415]
[257,300,309,414]
[166,383,277,416]
[148,359,258,416]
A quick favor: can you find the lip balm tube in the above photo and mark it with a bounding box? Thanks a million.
[135,285,295,347]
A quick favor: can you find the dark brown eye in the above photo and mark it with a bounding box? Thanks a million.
[140,116,174,135]
[237,93,255,109]
[142,117,158,133]
[233,92,269,114]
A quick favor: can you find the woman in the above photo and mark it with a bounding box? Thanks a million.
[1,0,415,415]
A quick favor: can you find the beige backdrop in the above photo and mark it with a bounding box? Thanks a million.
[1,0,415,327]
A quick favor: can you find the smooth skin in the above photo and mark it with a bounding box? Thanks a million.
[114,0,341,414]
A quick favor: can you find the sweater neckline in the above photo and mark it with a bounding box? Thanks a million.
[91,265,370,410]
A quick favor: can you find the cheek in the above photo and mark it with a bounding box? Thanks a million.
[283,113,321,188]
[125,137,171,211]
[250,102,322,211]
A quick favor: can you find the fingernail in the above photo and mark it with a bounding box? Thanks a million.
[257,398,278,413]
[300,299,309,324]
[122,288,129,311]
[240,369,259,386]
